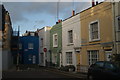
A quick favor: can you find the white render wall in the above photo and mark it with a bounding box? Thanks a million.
[62,14,81,68]
[38,27,51,66]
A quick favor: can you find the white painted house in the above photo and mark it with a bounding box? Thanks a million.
[62,13,81,70]
[37,26,51,66]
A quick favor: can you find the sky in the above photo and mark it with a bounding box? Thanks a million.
[3,0,104,35]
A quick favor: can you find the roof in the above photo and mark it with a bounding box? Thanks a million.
[63,1,104,22]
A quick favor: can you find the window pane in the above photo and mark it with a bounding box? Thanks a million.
[28,43,33,49]
[95,62,104,68]
[68,30,73,43]
[53,34,58,47]
[90,22,99,40]
[118,17,120,30]
[66,52,72,64]
[88,50,99,65]
[105,63,115,70]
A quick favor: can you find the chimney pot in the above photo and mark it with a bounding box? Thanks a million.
[58,19,61,23]
[56,22,58,24]
[72,10,75,16]
[96,1,98,5]
[92,0,95,7]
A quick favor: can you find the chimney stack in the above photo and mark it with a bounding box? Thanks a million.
[92,0,95,7]
[56,22,58,24]
[72,10,75,16]
[58,19,61,23]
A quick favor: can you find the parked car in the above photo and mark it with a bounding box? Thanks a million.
[87,61,120,80]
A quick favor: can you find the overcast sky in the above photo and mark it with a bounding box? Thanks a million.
[3,0,104,35]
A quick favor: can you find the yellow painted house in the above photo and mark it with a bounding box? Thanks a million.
[79,2,113,72]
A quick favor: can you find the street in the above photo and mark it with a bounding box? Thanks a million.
[2,65,87,80]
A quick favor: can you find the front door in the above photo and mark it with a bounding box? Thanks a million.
[105,51,112,61]
[33,55,36,64]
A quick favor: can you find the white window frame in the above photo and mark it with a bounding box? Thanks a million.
[41,38,43,47]
[89,20,100,42]
[88,50,99,65]
[30,33,35,36]
[28,43,34,49]
[53,33,58,47]
[68,30,73,44]
[66,52,73,65]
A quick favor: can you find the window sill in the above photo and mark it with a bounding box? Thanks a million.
[66,64,73,65]
[117,30,120,32]
[89,39,100,43]
[28,48,33,49]
[67,43,74,46]
[53,45,58,48]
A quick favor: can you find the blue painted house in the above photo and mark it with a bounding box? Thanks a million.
[19,36,39,64]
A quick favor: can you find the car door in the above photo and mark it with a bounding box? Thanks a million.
[94,62,105,78]
[103,62,116,79]
[89,62,104,78]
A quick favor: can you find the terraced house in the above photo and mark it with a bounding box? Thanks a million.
[37,26,51,66]
[62,11,81,71]
[50,20,62,67]
[79,1,120,72]
[1,5,13,70]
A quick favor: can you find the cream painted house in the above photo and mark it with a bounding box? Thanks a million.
[37,26,51,66]
[80,2,113,72]
[62,13,81,70]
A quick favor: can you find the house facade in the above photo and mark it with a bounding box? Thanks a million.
[2,5,13,70]
[0,4,4,78]
[62,13,81,70]
[37,26,51,66]
[79,2,113,72]
[50,22,62,67]
[19,35,39,64]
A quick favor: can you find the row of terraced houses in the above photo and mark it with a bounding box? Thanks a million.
[34,1,120,72]
[1,1,120,73]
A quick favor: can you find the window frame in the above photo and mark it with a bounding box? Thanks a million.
[28,43,34,49]
[66,52,73,65]
[68,30,73,44]
[89,20,100,42]
[88,50,99,65]
[53,33,58,48]
[41,38,43,47]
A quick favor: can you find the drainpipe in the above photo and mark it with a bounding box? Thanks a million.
[112,1,117,54]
